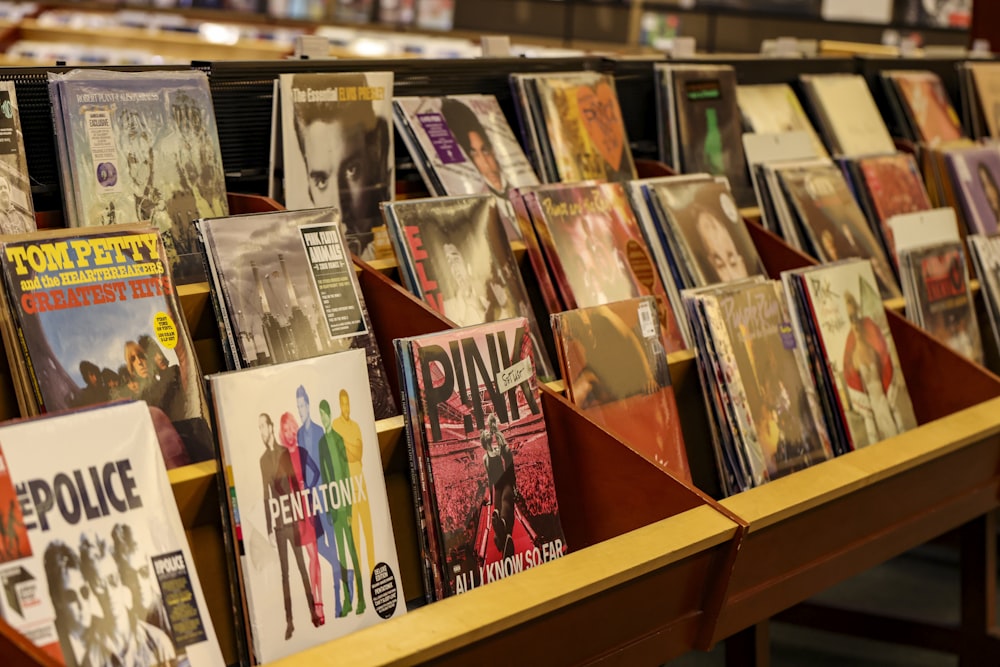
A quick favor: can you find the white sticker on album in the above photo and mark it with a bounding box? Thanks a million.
[639,300,657,339]
[497,357,533,394]
[85,109,121,194]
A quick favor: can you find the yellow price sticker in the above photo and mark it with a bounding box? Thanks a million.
[153,312,178,350]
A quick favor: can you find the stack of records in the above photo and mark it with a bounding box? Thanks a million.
[49,69,229,285]
[798,74,896,158]
[844,152,934,269]
[626,174,767,344]
[878,70,965,146]
[396,317,568,601]
[752,156,829,248]
[782,259,918,455]
[968,233,1000,357]
[761,159,902,300]
[208,348,406,663]
[509,70,637,183]
[550,296,691,482]
[516,180,688,353]
[898,240,983,363]
[736,82,829,159]
[196,207,397,420]
[915,138,975,209]
[682,279,833,496]
[0,224,216,468]
[654,63,754,207]
[958,61,1000,140]
[381,194,556,380]
[507,181,579,317]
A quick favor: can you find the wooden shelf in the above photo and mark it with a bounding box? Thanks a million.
[268,505,740,667]
[707,216,1000,647]
[12,17,291,61]
[5,95,1000,665]
[156,200,1000,665]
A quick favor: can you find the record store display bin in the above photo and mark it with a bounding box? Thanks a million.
[3,53,1000,667]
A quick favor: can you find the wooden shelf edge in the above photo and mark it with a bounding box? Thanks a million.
[376,414,404,473]
[267,505,739,667]
[18,17,291,59]
[721,395,1000,530]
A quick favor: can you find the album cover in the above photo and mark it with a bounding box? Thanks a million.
[736,82,829,158]
[382,195,555,379]
[883,70,964,145]
[0,224,215,468]
[944,145,1000,236]
[707,280,833,479]
[0,402,225,666]
[645,177,767,288]
[0,81,35,235]
[684,282,768,492]
[967,233,1000,358]
[197,207,397,421]
[799,74,896,158]
[551,296,691,482]
[393,95,538,199]
[793,259,918,450]
[658,64,754,206]
[965,62,1000,139]
[854,152,933,263]
[209,349,405,663]
[397,317,567,599]
[279,72,395,261]
[393,94,539,241]
[49,69,229,286]
[777,162,902,299]
[901,241,983,363]
[526,71,637,183]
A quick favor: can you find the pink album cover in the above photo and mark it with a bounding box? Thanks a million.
[524,181,688,353]
[404,317,566,598]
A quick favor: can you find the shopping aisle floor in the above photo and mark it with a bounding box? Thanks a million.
[668,543,981,665]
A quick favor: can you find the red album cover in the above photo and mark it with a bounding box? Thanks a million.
[404,318,567,598]
[507,186,566,317]
[551,297,691,483]
[524,182,687,353]
[909,242,983,363]
[0,445,29,565]
[856,153,933,265]
[889,70,964,145]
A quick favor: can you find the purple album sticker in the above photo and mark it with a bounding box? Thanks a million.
[96,162,118,188]
[417,112,465,164]
[779,322,797,349]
